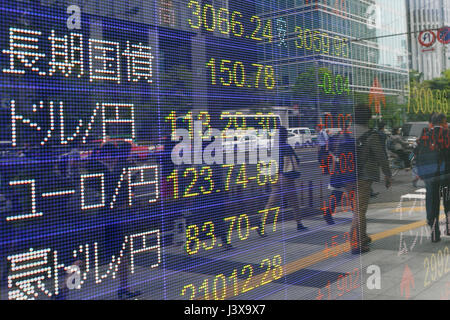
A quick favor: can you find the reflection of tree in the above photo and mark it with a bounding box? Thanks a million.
[407,69,450,122]
[160,65,193,113]
[354,91,404,129]
[423,69,450,91]
[293,68,316,105]
[292,66,348,115]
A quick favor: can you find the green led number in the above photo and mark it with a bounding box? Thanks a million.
[264,66,275,89]
[167,169,179,199]
[295,26,303,48]
[184,167,199,198]
[427,88,434,114]
[304,29,312,50]
[252,63,264,88]
[213,274,227,300]
[236,164,248,189]
[206,58,216,85]
[181,284,196,300]
[443,91,448,114]
[220,59,232,86]
[218,8,230,34]
[231,11,244,37]
[263,19,273,42]
[268,160,278,184]
[342,38,349,57]
[435,90,442,113]
[186,225,200,255]
[335,74,343,95]
[413,87,420,113]
[420,88,426,114]
[322,72,332,94]
[202,221,216,251]
[188,0,201,29]
[250,16,262,40]
[238,214,250,241]
[257,161,268,186]
[344,77,350,94]
[313,30,322,52]
[322,33,330,54]
[334,36,341,56]
[200,166,214,194]
[203,4,215,31]
[233,61,245,87]
[272,255,283,280]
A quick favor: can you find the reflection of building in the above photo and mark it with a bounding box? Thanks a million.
[406,0,450,80]
[256,0,409,126]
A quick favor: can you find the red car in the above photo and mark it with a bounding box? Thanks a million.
[80,138,163,161]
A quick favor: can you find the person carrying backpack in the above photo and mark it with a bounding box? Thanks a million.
[349,104,392,254]
[260,126,307,235]
[415,113,450,242]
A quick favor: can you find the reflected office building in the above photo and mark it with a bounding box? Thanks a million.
[256,0,409,127]
[0,0,449,302]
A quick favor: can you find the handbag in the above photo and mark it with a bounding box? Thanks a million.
[282,154,301,179]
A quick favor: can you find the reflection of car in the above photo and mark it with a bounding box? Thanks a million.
[222,130,274,151]
[326,128,342,136]
[80,138,163,161]
[402,121,450,148]
[309,128,318,145]
[287,127,313,148]
[402,122,429,148]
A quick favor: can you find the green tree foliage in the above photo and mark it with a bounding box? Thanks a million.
[407,69,450,122]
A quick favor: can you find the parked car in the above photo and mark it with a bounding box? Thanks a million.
[80,138,163,161]
[401,122,429,148]
[287,127,313,148]
[326,128,342,136]
[309,128,318,145]
[222,130,274,151]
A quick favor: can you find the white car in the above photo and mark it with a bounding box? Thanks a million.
[326,128,342,136]
[222,130,275,152]
[287,127,313,148]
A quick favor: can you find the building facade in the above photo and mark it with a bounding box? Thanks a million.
[407,0,450,80]
[256,0,410,126]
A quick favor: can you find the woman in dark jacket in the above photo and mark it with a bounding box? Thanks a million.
[259,126,307,235]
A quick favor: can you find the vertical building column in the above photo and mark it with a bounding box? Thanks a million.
[191,34,208,113]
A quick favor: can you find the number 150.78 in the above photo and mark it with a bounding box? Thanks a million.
[206,58,275,89]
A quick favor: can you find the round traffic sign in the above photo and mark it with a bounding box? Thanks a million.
[418,30,436,47]
[437,27,450,44]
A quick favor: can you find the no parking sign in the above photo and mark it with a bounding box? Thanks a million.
[437,27,450,44]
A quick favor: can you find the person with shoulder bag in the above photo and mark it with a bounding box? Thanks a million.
[349,104,392,254]
[259,126,307,236]
[416,113,450,242]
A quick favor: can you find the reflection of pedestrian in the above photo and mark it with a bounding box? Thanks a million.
[198,137,232,250]
[261,127,307,235]
[417,113,450,242]
[377,121,388,155]
[444,119,450,233]
[317,124,329,173]
[370,122,389,198]
[55,141,139,300]
[351,105,392,254]
[390,128,411,168]
[412,114,435,188]
[323,132,348,225]
[0,160,22,290]
[98,141,141,299]
[160,134,181,234]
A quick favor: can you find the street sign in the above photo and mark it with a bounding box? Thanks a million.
[437,27,450,44]
[369,77,386,114]
[418,30,436,47]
